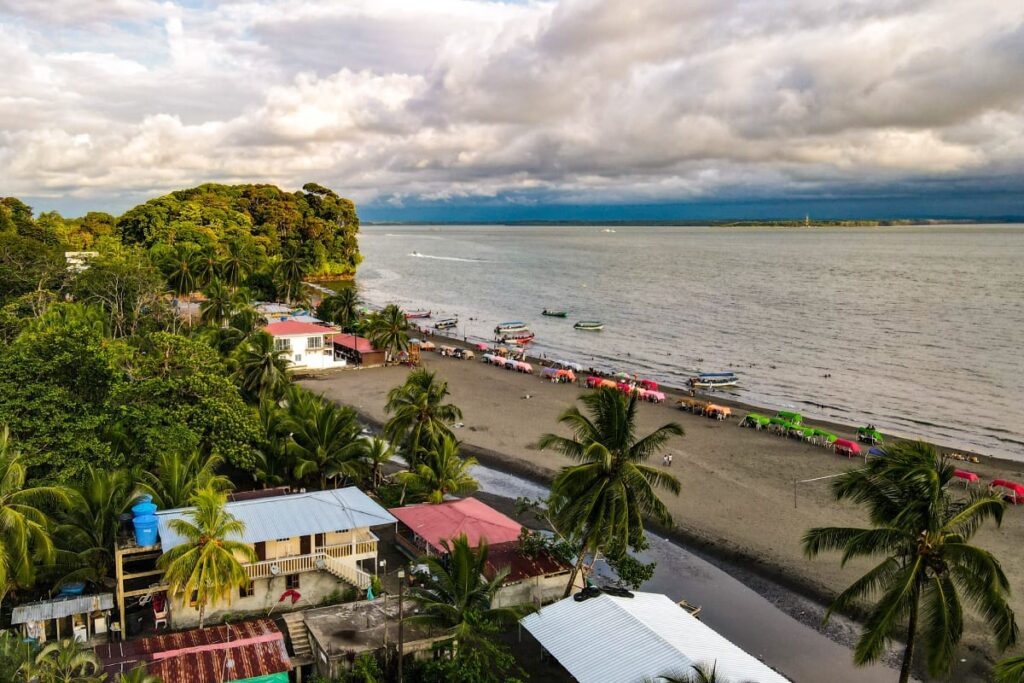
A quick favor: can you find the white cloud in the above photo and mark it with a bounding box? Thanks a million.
[0,0,1021,212]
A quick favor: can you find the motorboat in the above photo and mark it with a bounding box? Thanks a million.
[542,309,568,317]
[688,372,739,388]
[405,310,432,319]
[494,321,530,335]
[573,321,604,331]
[434,318,458,330]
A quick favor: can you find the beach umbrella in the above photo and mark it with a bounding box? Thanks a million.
[614,372,630,380]
[476,343,489,350]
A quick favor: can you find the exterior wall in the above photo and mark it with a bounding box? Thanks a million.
[274,334,347,370]
[169,570,354,629]
[492,571,580,608]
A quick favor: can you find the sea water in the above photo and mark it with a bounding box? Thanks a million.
[357,224,1024,462]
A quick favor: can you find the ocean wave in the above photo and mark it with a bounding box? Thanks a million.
[409,252,490,263]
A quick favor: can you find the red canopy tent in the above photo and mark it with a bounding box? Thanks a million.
[991,479,1024,504]
[834,438,861,458]
[954,469,980,487]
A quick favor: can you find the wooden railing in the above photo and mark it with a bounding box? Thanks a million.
[322,555,372,590]
[246,553,319,580]
[244,534,378,583]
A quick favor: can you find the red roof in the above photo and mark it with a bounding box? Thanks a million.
[96,618,291,681]
[485,541,572,582]
[332,335,379,353]
[263,321,337,337]
[389,498,523,553]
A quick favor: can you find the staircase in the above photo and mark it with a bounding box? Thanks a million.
[322,554,373,590]
[281,611,312,663]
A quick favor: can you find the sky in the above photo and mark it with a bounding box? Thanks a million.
[1,0,1022,221]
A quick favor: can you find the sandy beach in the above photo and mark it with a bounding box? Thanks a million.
[300,352,1024,674]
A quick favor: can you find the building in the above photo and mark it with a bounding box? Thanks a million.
[114,488,397,631]
[97,618,291,683]
[521,591,791,683]
[11,593,113,644]
[332,335,386,367]
[64,251,99,272]
[263,321,347,370]
[389,498,579,607]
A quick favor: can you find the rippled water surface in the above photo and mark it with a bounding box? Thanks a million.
[357,224,1024,461]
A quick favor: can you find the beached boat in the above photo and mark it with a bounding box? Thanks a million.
[542,309,568,317]
[434,317,458,330]
[494,321,530,335]
[573,321,604,331]
[405,310,431,319]
[501,331,535,344]
[689,372,739,388]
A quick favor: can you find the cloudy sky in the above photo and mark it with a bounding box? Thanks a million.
[1,0,1022,220]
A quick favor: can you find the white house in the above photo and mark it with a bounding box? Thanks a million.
[263,321,347,370]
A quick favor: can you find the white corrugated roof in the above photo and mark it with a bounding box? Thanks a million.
[12,594,114,624]
[521,591,790,683]
[155,488,397,552]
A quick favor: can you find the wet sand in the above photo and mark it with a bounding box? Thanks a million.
[300,353,1024,677]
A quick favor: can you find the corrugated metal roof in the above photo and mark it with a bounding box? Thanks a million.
[155,488,397,552]
[389,498,523,553]
[485,541,571,582]
[521,591,791,683]
[263,321,337,337]
[11,593,114,624]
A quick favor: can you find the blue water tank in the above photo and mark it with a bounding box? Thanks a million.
[132,502,157,518]
[133,514,159,546]
[137,494,153,505]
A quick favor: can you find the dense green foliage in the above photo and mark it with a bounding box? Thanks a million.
[384,369,463,467]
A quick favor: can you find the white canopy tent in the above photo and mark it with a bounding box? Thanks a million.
[521,591,791,683]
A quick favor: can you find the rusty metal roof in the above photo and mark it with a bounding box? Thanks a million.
[485,542,572,583]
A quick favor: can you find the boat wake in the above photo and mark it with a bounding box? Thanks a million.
[409,252,489,263]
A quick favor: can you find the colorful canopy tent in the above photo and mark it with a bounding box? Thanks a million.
[741,414,770,428]
[991,480,1024,504]
[556,369,576,382]
[541,367,559,379]
[954,470,980,486]
[857,427,884,443]
[834,439,861,457]
[586,376,603,388]
[812,429,838,442]
[706,405,731,419]
[639,379,659,391]
[776,410,803,425]
[868,447,888,458]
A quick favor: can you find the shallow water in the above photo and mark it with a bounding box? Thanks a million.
[358,224,1024,461]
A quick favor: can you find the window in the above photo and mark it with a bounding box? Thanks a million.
[273,338,291,352]
[307,336,322,350]
[239,581,255,599]
[286,574,301,590]
[294,354,302,362]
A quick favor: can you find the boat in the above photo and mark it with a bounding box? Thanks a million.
[573,321,604,331]
[542,309,568,318]
[434,318,458,330]
[688,372,739,388]
[405,310,431,319]
[502,332,535,344]
[494,321,531,335]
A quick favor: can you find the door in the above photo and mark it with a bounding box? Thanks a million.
[254,541,266,561]
[300,535,311,555]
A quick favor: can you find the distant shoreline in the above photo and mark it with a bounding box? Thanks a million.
[363,218,1022,227]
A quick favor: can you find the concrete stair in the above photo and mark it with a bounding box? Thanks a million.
[282,611,312,662]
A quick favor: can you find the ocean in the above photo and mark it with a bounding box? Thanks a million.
[355,224,1024,462]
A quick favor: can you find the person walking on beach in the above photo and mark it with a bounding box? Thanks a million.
[667,453,673,466]
[662,454,669,466]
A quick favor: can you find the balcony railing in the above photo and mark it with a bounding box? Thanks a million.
[244,533,378,581]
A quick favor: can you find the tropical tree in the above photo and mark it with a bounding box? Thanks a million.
[802,441,1018,683]
[234,331,290,402]
[996,655,1024,683]
[157,487,256,629]
[366,304,409,363]
[160,243,200,299]
[0,629,35,682]
[288,398,367,490]
[199,277,233,327]
[0,426,68,609]
[53,467,140,590]
[275,242,307,304]
[538,387,683,596]
[317,286,361,330]
[194,248,219,291]
[252,400,292,488]
[33,638,105,683]
[364,437,394,491]
[654,662,725,683]
[396,435,478,504]
[406,534,534,646]
[383,369,462,467]
[115,662,161,683]
[141,450,232,510]
[218,240,254,290]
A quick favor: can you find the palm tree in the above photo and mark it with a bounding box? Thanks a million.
[802,441,1018,683]
[406,534,534,646]
[996,655,1024,683]
[366,304,410,363]
[194,248,219,292]
[0,426,69,609]
[141,450,232,510]
[654,662,726,683]
[276,242,307,304]
[54,467,140,590]
[218,240,253,290]
[288,398,368,490]
[158,487,256,629]
[235,331,290,401]
[395,435,478,504]
[0,629,35,681]
[383,369,462,467]
[538,387,683,596]
[364,437,394,490]
[33,638,104,683]
[116,662,161,683]
[161,243,201,299]
[253,400,292,488]
[199,277,233,327]
[318,286,362,330]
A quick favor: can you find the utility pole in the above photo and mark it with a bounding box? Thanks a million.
[397,570,405,683]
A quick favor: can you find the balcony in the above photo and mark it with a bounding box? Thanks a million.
[244,533,378,581]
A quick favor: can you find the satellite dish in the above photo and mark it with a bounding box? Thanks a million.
[315,558,326,570]
[270,564,281,576]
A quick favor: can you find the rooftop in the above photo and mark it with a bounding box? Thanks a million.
[332,335,379,353]
[521,591,790,683]
[155,488,397,552]
[389,498,524,554]
[303,599,443,658]
[12,593,113,625]
[263,320,338,337]
[485,541,571,582]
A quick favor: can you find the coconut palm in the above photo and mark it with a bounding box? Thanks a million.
[141,450,232,510]
[287,398,368,490]
[157,487,256,629]
[395,435,478,504]
[802,441,1017,683]
[0,629,35,681]
[53,467,140,590]
[218,240,253,290]
[366,304,410,363]
[383,369,462,467]
[538,387,683,596]
[199,277,233,327]
[33,638,104,683]
[161,243,201,299]
[0,426,69,609]
[252,400,292,488]
[235,331,290,401]
[193,248,219,291]
[115,662,161,683]
[996,655,1024,683]
[654,662,726,683]
[275,242,307,304]
[364,437,394,490]
[406,534,534,645]
[317,286,362,331]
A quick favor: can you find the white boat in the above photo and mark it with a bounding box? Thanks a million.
[494,321,530,335]
[689,372,739,388]
[574,321,604,331]
[434,318,458,330]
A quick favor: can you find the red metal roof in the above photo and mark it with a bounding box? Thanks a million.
[96,618,291,681]
[331,335,379,353]
[389,498,523,553]
[485,541,572,582]
[263,321,338,337]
